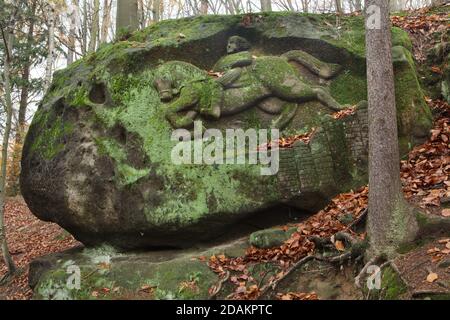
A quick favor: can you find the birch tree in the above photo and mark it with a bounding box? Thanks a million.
[0,3,18,279]
[44,3,55,92]
[67,0,77,65]
[100,0,112,44]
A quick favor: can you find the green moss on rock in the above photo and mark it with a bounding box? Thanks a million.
[22,12,431,250]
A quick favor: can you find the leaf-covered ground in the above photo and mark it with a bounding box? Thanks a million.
[0,199,80,300]
[205,99,449,300]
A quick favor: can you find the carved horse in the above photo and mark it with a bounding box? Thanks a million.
[154,56,347,129]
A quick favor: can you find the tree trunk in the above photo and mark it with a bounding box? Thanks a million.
[100,0,112,44]
[365,0,418,258]
[0,29,17,276]
[301,0,309,13]
[89,0,100,52]
[354,0,362,11]
[153,0,161,22]
[116,0,139,34]
[335,0,343,13]
[431,0,445,7]
[82,0,88,55]
[200,0,209,15]
[44,3,55,91]
[67,0,77,64]
[260,0,272,12]
[8,0,37,196]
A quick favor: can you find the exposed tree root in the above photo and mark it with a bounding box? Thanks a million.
[258,255,316,299]
[378,260,406,291]
[352,212,450,295]
[209,271,230,300]
[0,273,11,286]
[412,289,448,298]
[0,267,22,286]
[347,208,368,231]
[258,233,366,299]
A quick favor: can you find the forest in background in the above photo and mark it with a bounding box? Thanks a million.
[0,0,449,300]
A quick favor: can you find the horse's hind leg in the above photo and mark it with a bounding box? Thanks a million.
[268,76,345,112]
[282,50,342,79]
[312,86,345,111]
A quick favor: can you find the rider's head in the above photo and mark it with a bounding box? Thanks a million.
[227,36,251,54]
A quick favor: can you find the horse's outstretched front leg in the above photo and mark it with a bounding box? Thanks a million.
[312,86,346,111]
[165,86,199,128]
[282,50,342,80]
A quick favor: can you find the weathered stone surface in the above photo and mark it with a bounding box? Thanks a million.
[21,13,431,249]
[28,242,246,300]
[249,227,297,249]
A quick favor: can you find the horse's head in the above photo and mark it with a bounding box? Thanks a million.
[154,77,174,102]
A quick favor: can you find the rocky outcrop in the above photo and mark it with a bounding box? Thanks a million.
[21,13,431,250]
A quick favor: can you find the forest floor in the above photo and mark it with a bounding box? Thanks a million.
[0,199,79,299]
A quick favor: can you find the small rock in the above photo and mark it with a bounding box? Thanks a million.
[249,227,297,249]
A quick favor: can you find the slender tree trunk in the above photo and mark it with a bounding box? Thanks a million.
[302,0,309,13]
[116,0,139,34]
[89,0,100,52]
[137,0,145,28]
[0,30,17,276]
[335,0,343,13]
[100,0,111,44]
[365,0,418,258]
[8,0,37,196]
[200,0,209,14]
[260,0,272,11]
[82,0,88,55]
[44,3,55,91]
[431,0,444,7]
[355,0,362,11]
[153,0,161,22]
[67,0,77,64]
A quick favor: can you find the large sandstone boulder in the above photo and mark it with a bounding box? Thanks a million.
[21,13,432,249]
